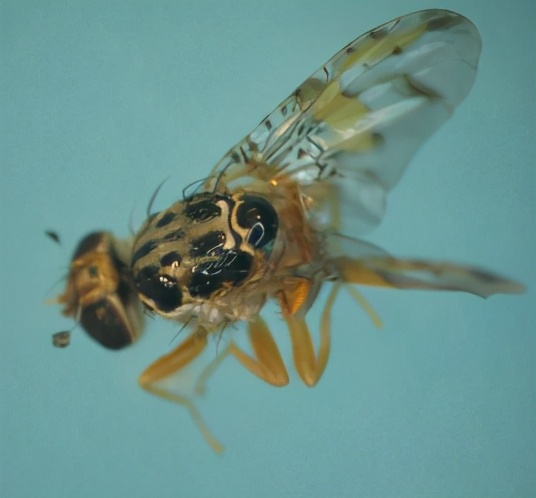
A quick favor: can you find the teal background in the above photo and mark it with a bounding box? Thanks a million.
[1,1,534,497]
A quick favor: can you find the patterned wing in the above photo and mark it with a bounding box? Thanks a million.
[204,9,481,235]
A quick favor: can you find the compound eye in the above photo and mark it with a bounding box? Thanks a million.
[235,195,278,249]
[134,266,182,312]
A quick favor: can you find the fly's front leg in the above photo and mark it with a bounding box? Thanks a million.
[279,282,340,387]
[139,326,228,453]
[230,315,289,387]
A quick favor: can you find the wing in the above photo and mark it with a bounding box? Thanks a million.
[203,9,482,236]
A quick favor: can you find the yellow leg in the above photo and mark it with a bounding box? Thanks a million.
[336,255,526,297]
[335,256,397,288]
[282,283,340,387]
[193,341,231,396]
[230,315,289,387]
[277,277,312,316]
[138,327,225,453]
[345,285,383,329]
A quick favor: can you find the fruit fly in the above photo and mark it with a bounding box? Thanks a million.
[54,10,525,452]
[56,232,144,349]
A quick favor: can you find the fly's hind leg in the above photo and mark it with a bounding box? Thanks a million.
[229,315,289,387]
[280,282,341,387]
[138,326,229,453]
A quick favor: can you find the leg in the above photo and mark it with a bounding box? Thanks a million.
[193,339,231,396]
[230,315,289,387]
[335,255,525,297]
[277,277,312,316]
[345,285,383,329]
[281,283,340,387]
[138,326,226,453]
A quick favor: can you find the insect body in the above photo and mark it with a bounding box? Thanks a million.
[55,10,525,452]
[57,232,144,349]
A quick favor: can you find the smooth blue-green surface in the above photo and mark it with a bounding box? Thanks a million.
[1,1,534,497]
